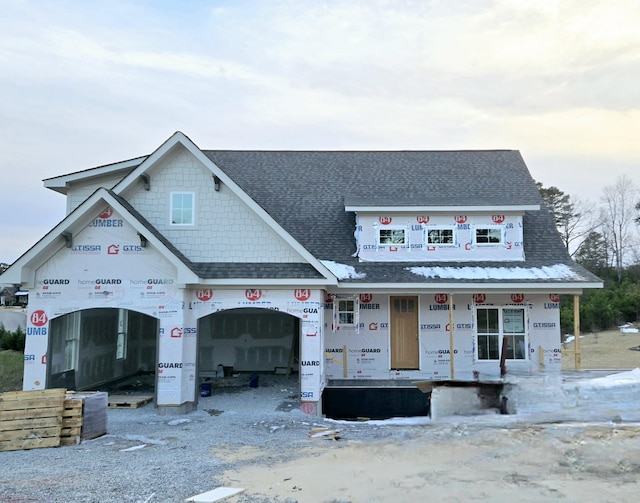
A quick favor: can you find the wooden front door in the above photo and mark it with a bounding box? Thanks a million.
[390,296,419,369]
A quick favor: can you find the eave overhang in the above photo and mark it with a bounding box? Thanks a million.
[43,157,147,195]
[332,281,603,295]
[345,204,540,213]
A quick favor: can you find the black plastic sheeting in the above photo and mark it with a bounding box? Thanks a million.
[322,387,430,420]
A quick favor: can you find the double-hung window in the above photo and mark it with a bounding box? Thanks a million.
[171,192,195,225]
[476,307,527,360]
[337,299,356,325]
[331,296,359,331]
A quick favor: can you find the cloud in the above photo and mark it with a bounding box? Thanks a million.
[1,0,640,262]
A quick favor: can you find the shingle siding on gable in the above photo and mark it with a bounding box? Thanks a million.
[128,150,304,263]
[66,174,126,214]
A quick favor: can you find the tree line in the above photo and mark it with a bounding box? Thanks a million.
[538,175,640,334]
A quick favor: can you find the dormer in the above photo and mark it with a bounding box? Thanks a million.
[346,203,540,262]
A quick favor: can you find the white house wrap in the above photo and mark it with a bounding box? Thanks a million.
[3,132,601,416]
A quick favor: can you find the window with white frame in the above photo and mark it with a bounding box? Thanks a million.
[170,192,195,225]
[475,226,502,245]
[476,307,527,360]
[426,226,455,246]
[337,299,356,325]
[377,227,406,246]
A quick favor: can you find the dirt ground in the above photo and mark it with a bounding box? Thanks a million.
[562,328,640,371]
[218,328,640,503]
[222,423,640,503]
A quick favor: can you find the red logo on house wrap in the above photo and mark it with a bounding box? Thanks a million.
[294,289,311,301]
[99,208,113,219]
[359,293,373,303]
[492,215,505,224]
[170,327,182,338]
[434,293,448,304]
[196,289,213,301]
[245,289,262,301]
[30,310,48,326]
[417,216,430,224]
[108,244,119,255]
[473,293,486,304]
[300,402,315,414]
[455,215,467,224]
[511,293,525,303]
[549,294,560,303]
[379,216,392,225]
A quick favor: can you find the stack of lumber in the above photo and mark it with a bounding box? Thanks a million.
[0,388,66,452]
[65,391,108,443]
[61,396,83,446]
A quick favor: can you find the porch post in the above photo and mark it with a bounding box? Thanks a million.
[449,293,455,380]
[574,294,581,370]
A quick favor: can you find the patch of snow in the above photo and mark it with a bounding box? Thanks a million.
[407,263,577,280]
[333,416,431,427]
[321,260,366,280]
[167,418,191,426]
[578,368,640,389]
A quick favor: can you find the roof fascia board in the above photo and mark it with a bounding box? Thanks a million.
[113,132,336,281]
[43,157,147,195]
[345,205,540,213]
[334,282,602,292]
[190,278,336,287]
[5,188,198,288]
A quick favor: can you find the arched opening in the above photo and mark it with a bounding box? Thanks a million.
[48,308,158,391]
[197,308,300,378]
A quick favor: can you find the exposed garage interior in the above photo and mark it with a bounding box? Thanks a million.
[197,308,300,376]
[47,308,158,391]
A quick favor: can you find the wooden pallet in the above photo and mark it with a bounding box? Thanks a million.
[0,389,66,452]
[60,397,83,446]
[108,394,153,409]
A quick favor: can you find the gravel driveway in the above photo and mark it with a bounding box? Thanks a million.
[0,375,406,503]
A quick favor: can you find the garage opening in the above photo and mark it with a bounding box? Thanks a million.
[198,308,300,378]
[47,308,157,392]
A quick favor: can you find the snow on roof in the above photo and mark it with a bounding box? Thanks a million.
[320,260,366,280]
[407,264,577,280]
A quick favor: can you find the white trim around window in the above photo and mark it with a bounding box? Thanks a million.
[473,224,504,246]
[475,306,528,361]
[376,226,407,246]
[170,191,195,226]
[425,225,457,247]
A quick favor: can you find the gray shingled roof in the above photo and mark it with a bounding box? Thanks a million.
[201,150,600,285]
[111,150,600,286]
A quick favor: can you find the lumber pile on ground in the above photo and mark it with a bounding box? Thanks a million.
[0,388,66,451]
[0,389,108,451]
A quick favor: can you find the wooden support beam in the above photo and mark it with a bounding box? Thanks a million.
[343,344,348,378]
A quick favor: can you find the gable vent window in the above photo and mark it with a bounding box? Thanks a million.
[170,192,195,226]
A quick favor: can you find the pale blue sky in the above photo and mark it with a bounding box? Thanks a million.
[1,0,639,264]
